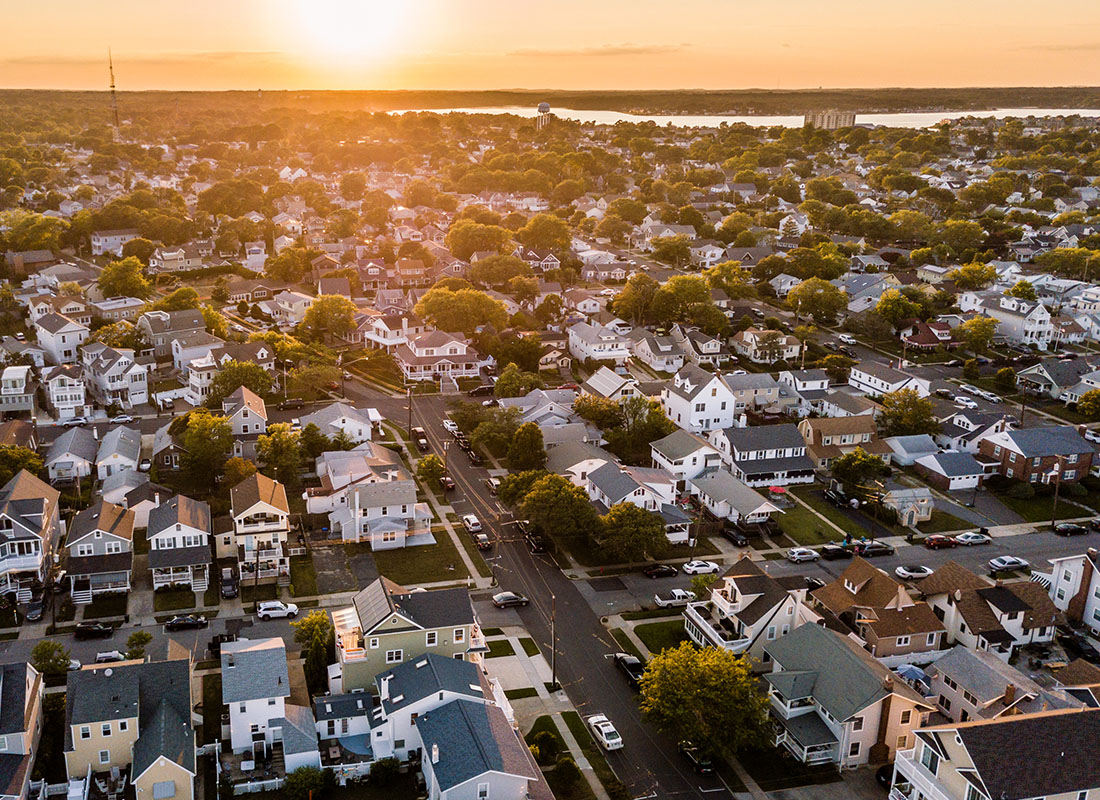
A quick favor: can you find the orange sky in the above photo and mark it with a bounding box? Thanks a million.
[3,0,1099,90]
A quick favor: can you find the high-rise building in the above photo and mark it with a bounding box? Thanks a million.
[804,110,857,130]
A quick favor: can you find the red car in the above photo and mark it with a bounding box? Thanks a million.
[924,535,958,550]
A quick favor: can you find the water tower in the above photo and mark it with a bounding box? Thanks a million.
[536,102,551,131]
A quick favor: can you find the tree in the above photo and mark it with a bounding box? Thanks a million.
[995,367,1017,392]
[879,389,941,436]
[599,503,665,562]
[31,640,71,676]
[611,274,659,325]
[257,423,303,487]
[444,219,512,261]
[340,172,367,200]
[57,281,84,297]
[948,262,997,291]
[416,454,446,487]
[690,573,718,600]
[508,423,546,472]
[176,409,233,493]
[121,237,156,265]
[125,631,153,661]
[468,255,530,287]
[640,642,770,756]
[498,470,549,506]
[573,395,625,430]
[89,320,147,350]
[470,407,522,454]
[517,213,570,252]
[875,288,922,327]
[205,360,275,408]
[414,288,507,335]
[650,235,691,266]
[300,424,331,459]
[0,446,42,485]
[703,261,755,300]
[607,198,647,224]
[845,310,895,343]
[494,363,544,398]
[650,275,711,324]
[291,609,335,647]
[604,397,676,465]
[1078,389,1100,421]
[937,220,986,254]
[1006,280,1037,301]
[282,766,332,800]
[300,295,357,343]
[956,316,998,353]
[831,447,889,496]
[98,256,152,299]
[594,215,632,244]
[963,358,981,380]
[303,632,329,699]
[818,354,855,382]
[786,277,847,322]
[519,474,601,541]
[147,287,200,312]
[202,304,228,339]
[223,457,257,487]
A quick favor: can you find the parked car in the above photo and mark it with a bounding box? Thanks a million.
[786,547,819,563]
[1084,429,1100,445]
[954,531,992,546]
[853,541,895,558]
[895,565,934,580]
[164,614,208,631]
[108,414,134,424]
[679,742,715,775]
[525,533,547,553]
[492,591,528,608]
[472,533,492,551]
[63,416,88,427]
[642,564,678,579]
[49,569,67,593]
[138,458,151,472]
[955,396,978,409]
[1056,627,1100,664]
[95,651,126,664]
[838,346,856,358]
[959,384,981,396]
[682,560,720,575]
[1053,522,1089,536]
[934,388,954,399]
[722,528,749,547]
[439,475,456,492]
[462,514,483,534]
[586,714,623,751]
[467,450,485,466]
[74,622,114,640]
[279,398,304,410]
[220,567,238,599]
[411,427,430,452]
[612,652,645,689]
[256,601,298,619]
[923,535,958,550]
[23,598,43,622]
[485,477,502,495]
[988,556,1030,573]
[468,385,495,397]
[819,544,853,561]
[1089,518,1100,532]
[442,418,459,433]
[654,589,696,608]
[838,333,857,345]
[824,487,855,508]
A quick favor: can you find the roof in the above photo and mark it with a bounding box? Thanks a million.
[379,653,484,715]
[67,500,134,544]
[917,451,985,477]
[721,558,794,626]
[416,699,539,792]
[224,386,268,421]
[863,603,945,639]
[148,494,211,537]
[46,426,98,464]
[1001,425,1094,458]
[274,704,319,756]
[35,312,85,334]
[651,429,715,461]
[351,578,474,634]
[350,479,418,509]
[221,638,290,703]
[231,472,289,515]
[300,402,374,431]
[546,440,614,474]
[96,426,140,464]
[688,469,774,516]
[588,462,641,504]
[314,692,372,723]
[1056,659,1100,688]
[916,561,991,598]
[931,645,1073,710]
[812,558,908,616]
[0,663,33,736]
[719,423,804,453]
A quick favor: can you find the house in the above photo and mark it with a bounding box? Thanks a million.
[769,273,802,297]
[298,403,377,444]
[777,369,831,416]
[650,429,723,486]
[0,471,61,603]
[41,364,88,420]
[395,331,482,382]
[29,295,91,326]
[222,638,320,773]
[884,434,939,467]
[81,343,149,409]
[0,367,35,417]
[90,228,139,256]
[147,495,211,592]
[820,390,880,419]
[270,290,315,326]
[765,623,934,767]
[358,313,425,352]
[90,296,147,321]
[1042,549,1100,637]
[849,363,931,398]
[0,662,43,800]
[104,474,167,529]
[707,424,815,487]
[580,366,637,402]
[567,322,631,365]
[934,411,1013,454]
[627,329,684,373]
[138,309,205,358]
[63,658,195,800]
[660,364,738,433]
[152,423,186,473]
[893,708,1100,800]
[35,313,88,365]
[95,426,140,480]
[687,469,782,527]
[689,239,726,268]
[244,240,267,271]
[914,452,986,491]
[220,386,267,460]
[968,294,1053,350]
[732,328,801,364]
[545,440,615,488]
[724,371,783,412]
[516,247,560,272]
[148,243,204,273]
[222,473,290,587]
[171,331,225,374]
[329,578,484,693]
[798,415,894,470]
[684,557,818,666]
[900,320,955,351]
[44,427,97,484]
[977,425,1095,484]
[563,289,601,316]
[671,325,731,367]
[64,501,135,604]
[1016,357,1098,399]
[328,480,432,549]
[304,443,407,514]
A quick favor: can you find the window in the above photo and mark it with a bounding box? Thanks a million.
[99,750,111,765]
[153,781,177,800]
[0,739,6,751]
[268,699,277,707]
[851,716,863,732]
[477,783,490,800]
[454,628,465,643]
[119,721,128,732]
[102,723,111,737]
[369,638,379,650]
[897,735,908,750]
[965,786,985,800]
[926,632,936,647]
[919,744,940,775]
[896,635,911,647]
[940,697,951,712]
[80,727,90,740]
[385,649,403,664]
[900,709,912,726]
[426,631,437,647]
[239,704,246,713]
[848,742,860,758]
[767,626,776,641]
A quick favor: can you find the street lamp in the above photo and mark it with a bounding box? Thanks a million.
[550,592,558,691]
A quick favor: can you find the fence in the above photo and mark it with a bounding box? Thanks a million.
[233,777,284,795]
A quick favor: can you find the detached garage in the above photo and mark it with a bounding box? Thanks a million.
[914,451,986,491]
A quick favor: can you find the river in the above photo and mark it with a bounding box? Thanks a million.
[390,105,1100,129]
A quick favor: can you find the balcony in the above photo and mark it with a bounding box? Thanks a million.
[684,603,750,652]
[893,749,954,800]
[0,554,41,573]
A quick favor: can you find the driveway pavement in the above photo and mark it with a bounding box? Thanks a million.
[311,545,361,594]
[767,767,883,800]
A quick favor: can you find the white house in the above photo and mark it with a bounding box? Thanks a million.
[707,424,816,487]
[222,473,290,586]
[41,364,88,420]
[650,429,723,485]
[147,494,211,592]
[329,480,432,549]
[567,321,631,365]
[0,470,61,602]
[95,426,140,480]
[688,469,782,526]
[298,403,377,443]
[628,329,685,373]
[848,363,931,397]
[1043,549,1100,638]
[90,228,139,257]
[44,427,97,484]
[35,313,88,365]
[394,331,482,382]
[660,364,738,433]
[81,343,149,409]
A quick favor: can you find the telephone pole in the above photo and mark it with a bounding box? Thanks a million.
[108,49,120,137]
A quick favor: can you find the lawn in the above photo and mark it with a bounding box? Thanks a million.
[995,493,1095,523]
[789,487,865,540]
[371,532,471,584]
[202,584,221,608]
[519,637,540,657]
[561,711,631,800]
[774,502,836,546]
[289,556,318,597]
[240,583,278,604]
[609,628,645,661]
[453,529,494,578]
[621,608,682,621]
[505,686,539,700]
[633,620,688,654]
[739,746,842,792]
[486,639,516,658]
[82,593,128,619]
[562,533,720,568]
[918,509,972,533]
[525,716,598,800]
[133,528,150,555]
[153,587,197,613]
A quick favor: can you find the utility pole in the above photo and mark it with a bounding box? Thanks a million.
[550,593,558,691]
[108,49,120,137]
[253,539,261,614]
[1050,456,1064,531]
[406,385,413,436]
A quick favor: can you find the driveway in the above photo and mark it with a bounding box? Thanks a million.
[768,767,883,800]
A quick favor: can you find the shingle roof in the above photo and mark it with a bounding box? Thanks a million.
[230,472,289,515]
[148,494,211,537]
[812,558,908,616]
[651,429,714,461]
[379,653,484,715]
[46,426,98,464]
[720,423,804,453]
[1002,425,1094,458]
[67,500,134,544]
[351,578,473,634]
[220,638,290,703]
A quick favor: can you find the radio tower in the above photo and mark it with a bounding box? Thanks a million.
[108,49,120,137]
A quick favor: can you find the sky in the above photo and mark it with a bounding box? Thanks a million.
[2,0,1099,91]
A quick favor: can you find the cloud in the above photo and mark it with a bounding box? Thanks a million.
[509,43,687,58]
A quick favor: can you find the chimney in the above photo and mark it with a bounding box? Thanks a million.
[1003,684,1016,706]
[738,414,748,428]
[154,492,160,508]
[883,675,894,691]
[1088,547,1098,565]
[431,744,439,764]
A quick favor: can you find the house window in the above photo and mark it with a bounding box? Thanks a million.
[385,649,403,664]
[851,716,863,732]
[920,745,940,775]
[848,742,860,758]
[268,699,277,706]
[239,704,246,713]
[102,723,111,737]
[100,750,111,765]
[119,721,128,732]
[897,735,908,750]
[926,632,936,647]
[896,636,910,647]
[767,626,776,640]
[369,638,379,649]
[153,782,177,800]
[454,628,465,643]
[426,632,437,647]
[80,726,90,740]
[965,786,985,800]
[940,697,951,712]
[477,783,490,800]
[900,710,912,726]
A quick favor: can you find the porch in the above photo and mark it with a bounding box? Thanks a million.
[69,573,131,605]
[238,543,291,586]
[772,712,839,765]
[151,563,209,592]
[684,602,751,652]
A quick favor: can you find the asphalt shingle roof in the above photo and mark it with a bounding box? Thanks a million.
[220,638,290,703]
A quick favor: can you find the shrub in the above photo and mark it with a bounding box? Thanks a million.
[1082,475,1100,494]
[554,755,581,788]
[530,730,560,765]
[1061,482,1088,498]
[367,757,400,787]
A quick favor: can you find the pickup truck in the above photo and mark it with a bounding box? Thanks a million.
[653,589,696,608]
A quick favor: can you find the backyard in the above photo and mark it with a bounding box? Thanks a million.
[633,619,689,654]
[369,532,471,584]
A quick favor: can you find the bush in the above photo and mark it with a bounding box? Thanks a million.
[1083,475,1100,494]
[1006,482,1035,500]
[530,730,561,765]
[283,766,333,800]
[1061,482,1088,498]
[367,757,400,787]
[554,755,581,788]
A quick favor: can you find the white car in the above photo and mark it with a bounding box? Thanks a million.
[442,418,459,433]
[95,651,126,664]
[955,396,978,409]
[895,565,934,580]
[586,714,624,751]
[256,601,298,619]
[599,288,617,297]
[838,333,857,345]
[786,547,819,563]
[682,560,720,575]
[462,515,483,533]
[1085,428,1100,444]
[959,384,981,396]
[653,589,696,608]
[727,369,748,376]
[989,556,1029,573]
[954,531,992,546]
[109,414,134,424]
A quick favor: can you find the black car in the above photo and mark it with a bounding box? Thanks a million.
[642,564,677,578]
[468,385,495,397]
[853,541,895,558]
[467,450,484,466]
[838,345,856,357]
[23,598,43,622]
[220,568,239,599]
[74,622,114,640]
[678,742,715,775]
[823,488,853,508]
[820,544,853,561]
[612,652,646,689]
[412,427,430,452]
[723,528,749,547]
[279,398,304,410]
[164,615,208,631]
[456,438,472,452]
[1054,522,1089,536]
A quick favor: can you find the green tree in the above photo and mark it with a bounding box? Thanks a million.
[98,256,152,299]
[604,397,676,465]
[471,407,522,455]
[205,361,275,408]
[519,474,601,541]
[650,275,711,324]
[1006,280,1037,301]
[147,287,200,312]
[414,288,507,335]
[300,295,357,343]
[282,766,332,800]
[611,273,659,325]
[31,640,71,676]
[223,457,257,487]
[0,447,42,485]
[444,219,512,261]
[176,409,233,493]
[818,354,855,382]
[599,503,665,562]
[202,304,228,339]
[517,213,570,252]
[995,367,1017,392]
[948,262,997,291]
[1077,389,1100,421]
[879,389,941,436]
[875,288,922,327]
[416,454,446,488]
[573,395,625,429]
[126,631,153,661]
[594,215,632,244]
[121,237,156,265]
[962,358,981,381]
[703,261,755,300]
[257,423,303,487]
[300,424,331,460]
[291,609,335,647]
[956,316,998,353]
[831,447,889,496]
[494,363,544,398]
[937,220,986,254]
[468,255,530,287]
[89,320,147,350]
[498,469,549,506]
[650,235,691,267]
[786,277,847,323]
[508,423,547,472]
[607,198,647,224]
[640,642,770,756]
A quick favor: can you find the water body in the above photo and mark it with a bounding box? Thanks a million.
[391,105,1100,129]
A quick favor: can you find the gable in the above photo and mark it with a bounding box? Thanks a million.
[366,610,422,635]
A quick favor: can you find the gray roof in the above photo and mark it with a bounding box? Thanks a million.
[46,426,98,465]
[0,663,32,736]
[221,638,290,703]
[148,494,211,537]
[884,434,938,456]
[764,622,928,721]
[300,402,375,431]
[379,653,484,715]
[274,704,319,757]
[928,645,1078,712]
[688,469,772,516]
[1003,426,1094,458]
[651,429,714,461]
[416,699,539,792]
[546,440,614,474]
[351,579,474,634]
[587,462,639,505]
[314,692,373,722]
[722,372,779,392]
[148,544,211,569]
[350,479,418,509]
[665,364,720,401]
[919,451,985,478]
[719,423,804,454]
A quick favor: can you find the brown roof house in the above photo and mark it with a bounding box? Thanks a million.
[797,415,894,470]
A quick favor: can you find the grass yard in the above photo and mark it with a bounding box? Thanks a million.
[996,493,1094,522]
[609,628,645,661]
[453,529,494,578]
[371,532,471,584]
[153,587,197,613]
[789,487,864,540]
[82,593,128,619]
[505,686,539,700]
[561,711,631,800]
[481,627,503,636]
[563,533,719,568]
[486,639,516,658]
[132,528,150,555]
[739,746,842,792]
[774,502,835,546]
[918,509,973,533]
[289,556,318,597]
[621,608,682,621]
[525,716,598,800]
[202,585,220,608]
[633,620,688,654]
[519,637,540,657]
[240,583,278,604]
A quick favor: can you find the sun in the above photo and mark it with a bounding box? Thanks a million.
[289,0,410,66]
